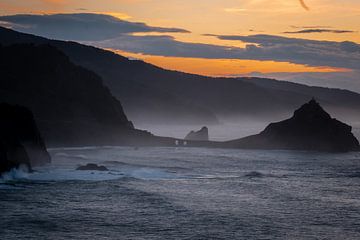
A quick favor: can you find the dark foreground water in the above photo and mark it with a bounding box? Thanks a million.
[1,147,360,240]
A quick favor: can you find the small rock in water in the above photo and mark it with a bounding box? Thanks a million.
[76,163,108,171]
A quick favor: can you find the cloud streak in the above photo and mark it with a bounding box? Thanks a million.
[284,29,355,34]
[0,13,190,41]
[90,33,360,70]
[299,0,309,10]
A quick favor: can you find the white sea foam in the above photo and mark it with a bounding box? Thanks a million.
[0,167,30,181]
[27,169,124,181]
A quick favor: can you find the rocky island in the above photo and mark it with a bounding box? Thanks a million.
[185,126,209,141]
[224,99,360,152]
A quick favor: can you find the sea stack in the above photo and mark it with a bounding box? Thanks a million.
[226,99,360,152]
[0,103,51,175]
[185,126,209,141]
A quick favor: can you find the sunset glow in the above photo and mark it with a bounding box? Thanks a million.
[113,49,349,77]
[0,0,359,78]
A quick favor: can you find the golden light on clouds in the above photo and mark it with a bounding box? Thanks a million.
[99,12,131,20]
[1,0,360,76]
[111,50,349,77]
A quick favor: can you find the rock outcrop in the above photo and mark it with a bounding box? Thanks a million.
[0,141,31,175]
[76,164,108,171]
[226,99,360,152]
[0,103,51,175]
[185,127,209,141]
[0,43,154,147]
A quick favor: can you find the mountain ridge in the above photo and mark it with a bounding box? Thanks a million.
[1,26,360,125]
[0,43,154,146]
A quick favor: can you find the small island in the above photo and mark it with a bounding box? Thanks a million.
[185,126,209,141]
[224,99,360,152]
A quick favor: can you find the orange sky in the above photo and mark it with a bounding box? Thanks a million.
[112,50,348,77]
[1,0,359,76]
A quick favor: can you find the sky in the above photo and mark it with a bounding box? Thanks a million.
[0,0,360,91]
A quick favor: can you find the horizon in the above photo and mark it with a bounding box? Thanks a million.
[0,0,359,92]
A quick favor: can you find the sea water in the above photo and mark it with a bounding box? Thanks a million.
[1,146,360,239]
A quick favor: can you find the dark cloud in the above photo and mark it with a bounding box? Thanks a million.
[284,29,355,34]
[89,33,360,70]
[90,35,242,59]
[210,34,360,70]
[1,13,359,72]
[0,13,190,41]
[290,25,332,29]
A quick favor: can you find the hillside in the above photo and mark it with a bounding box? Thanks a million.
[0,43,151,146]
[1,26,360,125]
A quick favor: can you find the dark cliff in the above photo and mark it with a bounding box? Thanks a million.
[0,103,50,175]
[226,99,360,152]
[0,44,150,146]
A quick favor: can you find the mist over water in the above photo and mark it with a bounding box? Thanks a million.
[136,122,268,141]
[136,120,360,141]
[1,146,360,239]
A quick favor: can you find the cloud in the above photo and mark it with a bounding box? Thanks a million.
[0,13,190,41]
[290,25,332,29]
[283,29,355,34]
[89,33,360,70]
[209,34,360,69]
[90,35,241,59]
[1,13,360,72]
[299,0,309,10]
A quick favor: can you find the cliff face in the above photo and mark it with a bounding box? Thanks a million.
[0,142,30,175]
[226,99,360,152]
[0,103,50,175]
[0,44,146,146]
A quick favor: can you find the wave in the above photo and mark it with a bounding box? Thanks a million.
[1,165,183,184]
[128,168,181,180]
[0,167,30,181]
[48,146,129,151]
[54,153,89,160]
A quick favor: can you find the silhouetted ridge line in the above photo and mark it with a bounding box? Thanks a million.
[1,26,360,125]
[0,43,155,146]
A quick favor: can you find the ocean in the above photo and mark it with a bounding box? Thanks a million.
[1,146,360,239]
